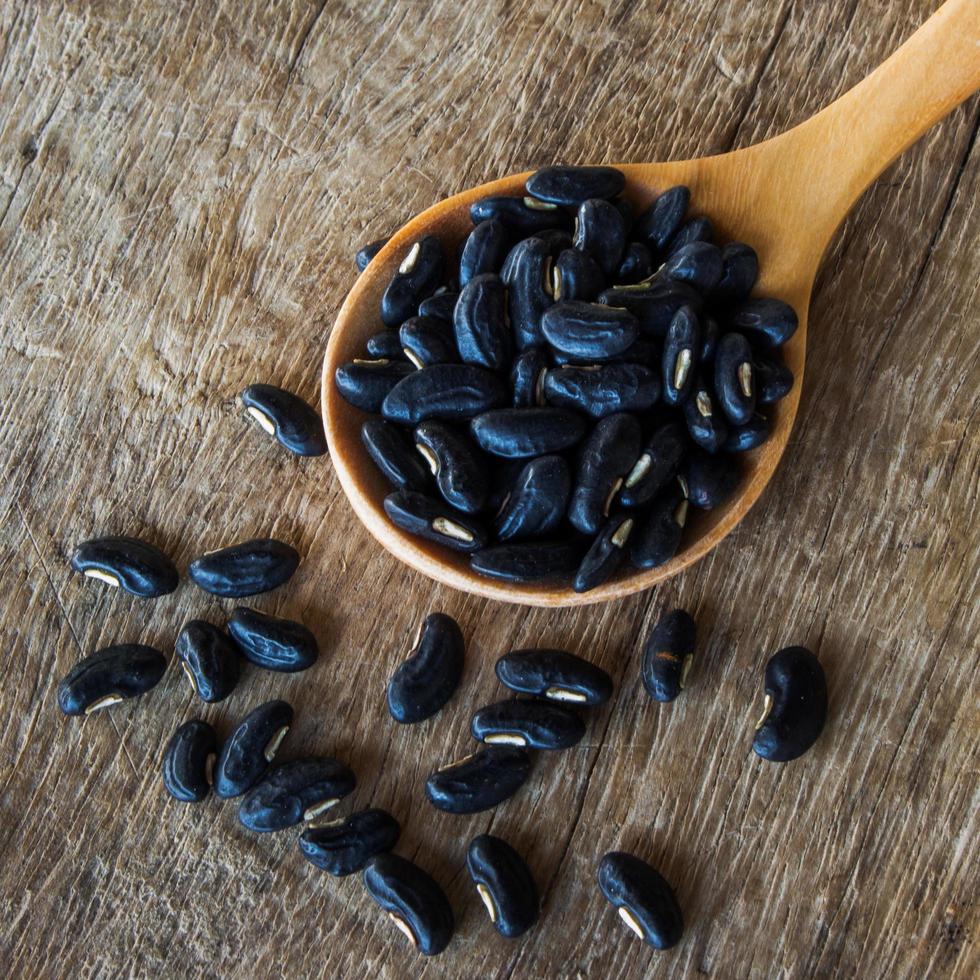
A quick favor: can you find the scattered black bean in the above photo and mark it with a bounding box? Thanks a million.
[335,358,415,413]
[526,164,625,206]
[470,541,579,582]
[551,248,605,302]
[510,347,549,407]
[227,607,318,672]
[495,648,612,706]
[355,237,388,272]
[633,186,690,251]
[683,374,729,453]
[454,273,511,370]
[573,199,626,276]
[381,236,444,327]
[300,809,401,876]
[70,535,178,598]
[630,480,688,570]
[189,538,299,598]
[57,644,167,716]
[381,364,507,424]
[618,421,686,509]
[711,241,758,301]
[241,383,327,457]
[661,304,701,407]
[662,241,723,294]
[162,719,217,803]
[714,332,756,424]
[543,363,660,418]
[753,646,827,762]
[731,297,798,348]
[176,620,240,703]
[214,699,293,798]
[494,455,570,542]
[541,301,638,361]
[361,419,431,491]
[238,757,356,832]
[387,612,464,724]
[598,852,684,950]
[471,195,571,234]
[460,219,510,286]
[467,834,540,938]
[471,698,585,750]
[642,609,696,702]
[384,490,488,551]
[425,745,531,814]
[574,513,634,593]
[470,407,586,459]
[685,447,739,509]
[399,315,458,368]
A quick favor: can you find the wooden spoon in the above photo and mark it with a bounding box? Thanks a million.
[322,0,980,607]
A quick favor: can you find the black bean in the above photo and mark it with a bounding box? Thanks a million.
[666,215,713,255]
[238,757,356,832]
[470,541,579,582]
[485,458,527,515]
[730,297,798,348]
[399,315,458,368]
[361,419,431,491]
[569,413,642,535]
[366,330,407,360]
[227,607,317,673]
[470,407,587,458]
[494,455,570,542]
[70,536,178,599]
[335,358,415,413]
[541,301,638,361]
[162,719,217,803]
[418,290,459,321]
[711,241,758,301]
[661,304,701,407]
[685,448,739,509]
[551,248,605,302]
[214,699,293,798]
[613,336,660,368]
[598,852,683,950]
[387,612,464,724]
[470,195,572,234]
[543,363,659,418]
[425,745,531,814]
[57,644,167,716]
[189,538,299,598]
[633,186,690,252]
[355,236,389,272]
[613,196,635,228]
[381,363,507,424]
[531,227,574,256]
[300,809,401,876]
[574,199,626,276]
[722,414,769,452]
[754,352,794,404]
[413,421,488,514]
[363,853,455,956]
[630,480,688,569]
[700,313,720,361]
[714,332,756,424]
[662,241,723,294]
[574,513,634,593]
[471,696,586,750]
[381,236,444,327]
[753,646,827,762]
[495,648,612,706]
[176,621,240,703]
[467,834,540,938]
[618,421,686,509]
[502,237,552,350]
[384,490,488,551]
[526,164,625,206]
[241,383,328,457]
[459,219,510,286]
[642,609,696,702]
[453,273,511,370]
[598,279,702,339]
[615,241,655,284]
[683,374,728,453]
[510,347,549,407]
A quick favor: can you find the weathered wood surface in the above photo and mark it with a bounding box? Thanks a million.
[0,1,977,977]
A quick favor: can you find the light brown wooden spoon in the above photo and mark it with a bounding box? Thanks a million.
[322,0,980,607]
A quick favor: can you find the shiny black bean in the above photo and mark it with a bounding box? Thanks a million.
[543,363,659,418]
[662,241,723,294]
[642,609,696,702]
[467,834,540,938]
[630,480,688,570]
[381,363,507,424]
[363,853,454,956]
[227,607,318,673]
[526,165,625,206]
[598,852,683,950]
[598,280,702,339]
[613,196,634,228]
[335,358,415,413]
[470,407,587,458]
[633,186,689,252]
[471,698,585,750]
[470,195,571,233]
[387,612,464,724]
[574,513,634,593]
[70,536,178,598]
[666,215,713,255]
[384,490,487,551]
[361,419,430,491]
[502,236,552,350]
[510,347,549,407]
[618,421,686,508]
[496,648,612,706]
[162,719,217,803]
[730,297,798,348]
[355,236,388,272]
[414,421,488,514]
[381,236,444,327]
[453,273,511,370]
[460,219,510,286]
[541,301,638,361]
[615,241,655,284]
[366,330,407,360]
[57,644,167,716]
[711,241,758,301]
[418,290,459,321]
[214,700,293,798]
[700,313,719,361]
[569,413,642,535]
[753,646,827,762]
[494,455,570,542]
[176,621,240,703]
[722,414,769,452]
[754,352,794,404]
[425,745,531,814]
[661,304,700,406]
[683,374,728,453]
[239,757,356,832]
[189,538,299,598]
[714,332,756,424]
[574,199,627,276]
[531,227,574,256]
[300,809,401,876]
[399,315,458,368]
[241,383,327,457]
[470,541,579,582]
[685,448,739,509]
[550,248,605,302]
[485,458,527,515]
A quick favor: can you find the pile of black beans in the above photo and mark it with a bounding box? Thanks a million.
[336,165,797,591]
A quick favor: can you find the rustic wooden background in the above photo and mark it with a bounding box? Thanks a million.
[1,1,977,977]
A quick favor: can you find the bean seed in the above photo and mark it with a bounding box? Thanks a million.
[598,280,702,339]
[685,448,739,509]
[70,536,178,598]
[470,407,587,458]
[387,612,464,724]
[618,421,686,509]
[730,297,798,348]
[361,419,431,491]
[714,332,756,424]
[214,700,293,798]
[57,644,167,716]
[414,421,488,514]
[754,352,794,404]
[510,347,549,407]
[495,648,612,706]
[384,490,487,551]
[467,834,540,938]
[642,609,696,702]
[574,513,634,593]
[541,301,638,361]
[722,413,769,452]
[454,273,511,370]
[470,541,579,582]
[162,719,217,803]
[543,363,660,418]
[189,538,299,598]
[300,809,401,876]
[502,236,552,350]
[381,236,444,327]
[574,199,626,277]
[470,195,572,234]
[633,186,690,252]
[551,248,605,302]
[240,383,328,457]
[471,698,585,750]
[630,480,687,569]
[615,241,655,284]
[425,745,531,814]
[381,364,507,424]
[355,237,389,272]
[753,646,827,762]
[613,196,634,227]
[335,358,415,413]
[711,241,758,301]
[700,313,719,361]
[494,455,570,542]
[661,304,701,406]
[683,374,728,453]
[238,757,356,832]
[176,621,240,703]
[531,227,574,256]
[366,331,407,360]
[598,852,684,950]
[485,458,528,514]
[227,607,317,674]
[399,315,459,368]
[418,290,459,321]
[662,241,723,293]
[666,215,713,255]
[460,219,510,286]
[363,853,455,956]
[526,165,625,206]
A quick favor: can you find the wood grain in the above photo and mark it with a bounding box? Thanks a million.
[0,1,977,977]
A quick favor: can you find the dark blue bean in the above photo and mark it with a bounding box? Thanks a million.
[494,455,570,542]
[70,536,178,598]
[470,407,587,458]
[467,834,540,938]
[630,480,688,570]
[551,248,605,302]
[381,364,507,424]
[618,421,686,509]
[57,644,167,716]
[700,313,719,361]
[666,215,713,255]
[574,199,626,276]
[753,646,827,762]
[387,612,464,724]
[730,297,798,348]
[300,809,401,876]
[460,219,510,286]
[381,235,444,327]
[399,316,458,368]
[241,383,327,457]
[162,719,217,803]
[238,757,356,832]
[661,304,700,407]
[355,236,388,272]
[685,448,739,509]
[633,186,689,252]
[542,301,638,361]
[470,195,572,234]
[366,331,407,360]
[470,541,579,582]
[361,419,431,491]
[214,700,293,798]
[526,165,625,206]
[574,513,635,593]
[471,698,585,750]
[414,421,488,514]
[189,538,299,598]
[510,347,549,407]
[714,332,756,424]
[711,241,758,301]
[454,273,511,370]
[598,279,702,339]
[662,241,723,294]
[683,374,728,453]
[384,490,488,551]
[335,358,415,413]
[425,745,531,814]
[598,852,684,950]
[544,363,659,418]
[227,607,318,672]
[722,414,769,452]
[615,241,655,284]
[496,648,612,706]
[418,290,459,321]
[642,609,696,702]
[754,352,794,404]
[176,620,239,703]
[502,236,551,349]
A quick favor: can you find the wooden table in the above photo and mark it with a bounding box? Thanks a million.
[1,1,977,976]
